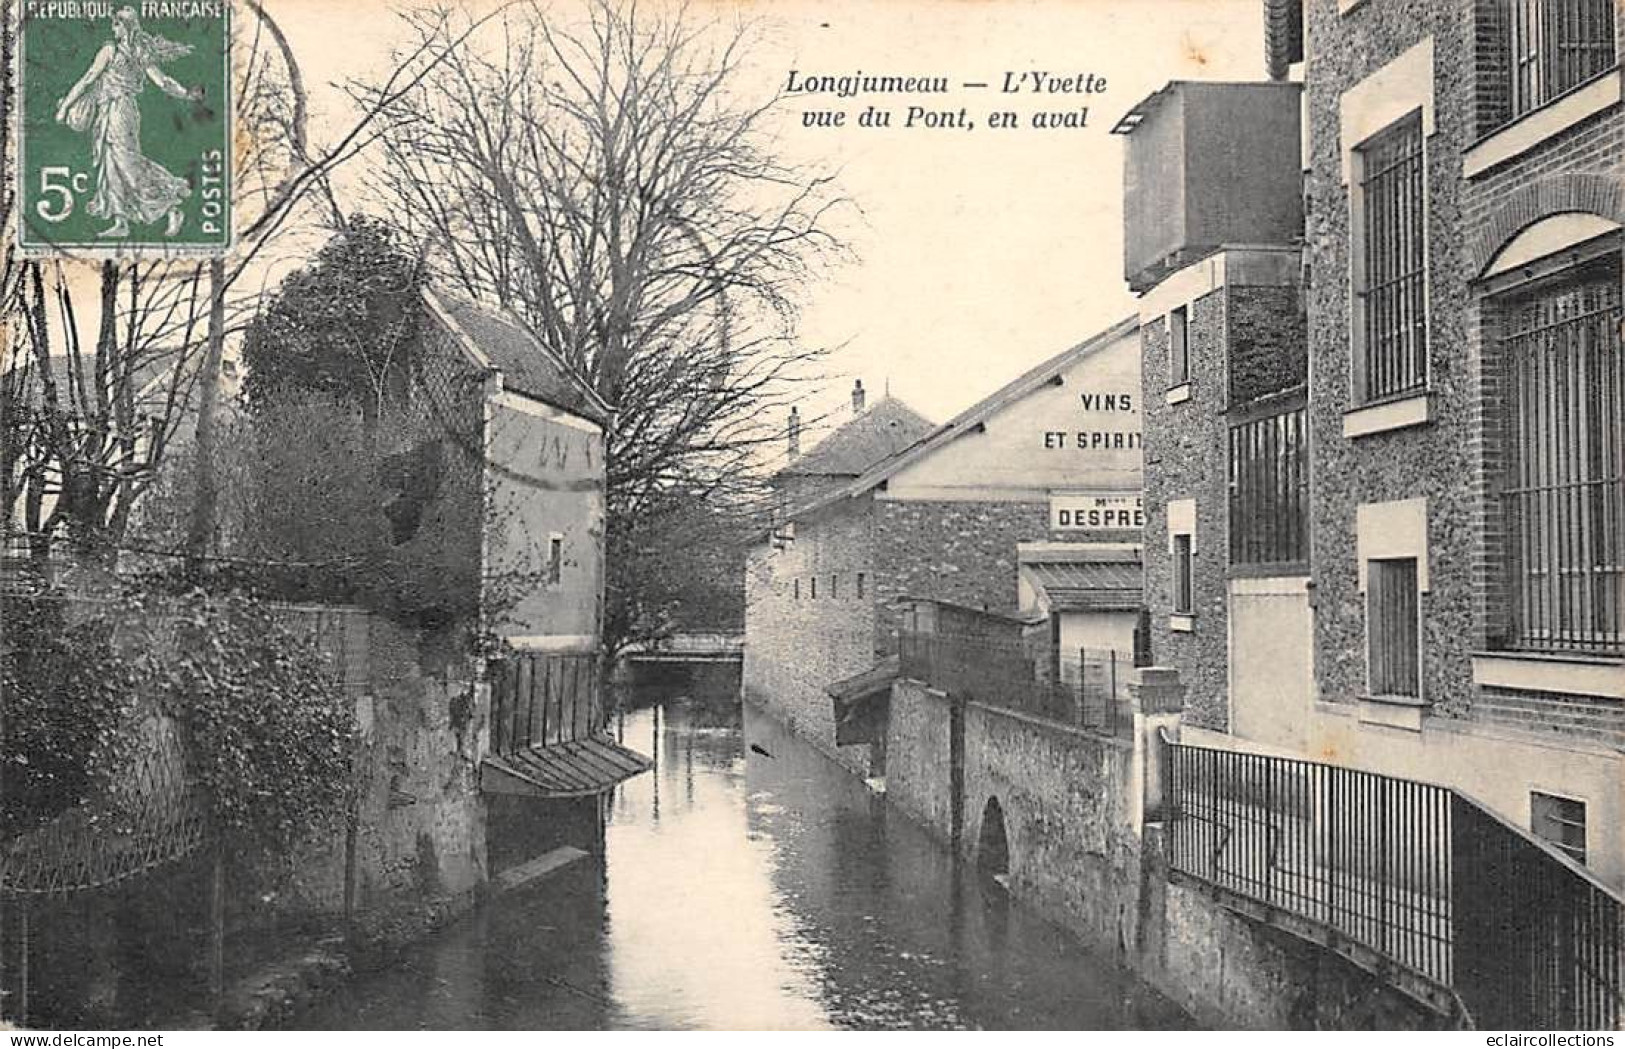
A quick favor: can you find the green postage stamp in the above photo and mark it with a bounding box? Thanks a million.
[17,1,232,257]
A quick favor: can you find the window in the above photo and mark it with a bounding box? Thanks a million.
[1498,258,1622,654]
[1356,113,1427,404]
[793,578,800,600]
[1531,791,1587,865]
[857,572,866,599]
[830,574,839,599]
[1367,557,1421,698]
[1172,533,1194,615]
[547,535,563,585]
[811,577,818,599]
[1229,403,1309,568]
[1505,0,1616,124]
[1169,306,1190,387]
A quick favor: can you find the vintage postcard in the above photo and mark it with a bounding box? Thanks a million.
[0,0,1619,1036]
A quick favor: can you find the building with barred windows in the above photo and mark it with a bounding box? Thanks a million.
[1124,0,1623,888]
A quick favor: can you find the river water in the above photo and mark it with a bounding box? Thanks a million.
[292,689,1192,1030]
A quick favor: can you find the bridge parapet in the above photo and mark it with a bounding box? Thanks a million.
[622,632,744,663]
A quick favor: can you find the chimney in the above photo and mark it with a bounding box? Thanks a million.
[788,406,801,460]
[852,379,866,414]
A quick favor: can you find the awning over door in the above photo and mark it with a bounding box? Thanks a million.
[1021,559,1142,612]
[827,654,899,746]
[481,734,653,798]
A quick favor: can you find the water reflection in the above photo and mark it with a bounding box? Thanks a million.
[292,689,1191,1030]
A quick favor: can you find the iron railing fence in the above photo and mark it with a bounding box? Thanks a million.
[1228,398,1309,570]
[1500,278,1623,656]
[1165,739,1624,1030]
[1453,798,1624,1030]
[897,630,1132,737]
[1507,0,1616,123]
[488,650,602,755]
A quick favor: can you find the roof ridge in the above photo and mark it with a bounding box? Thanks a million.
[779,394,936,478]
[776,314,1139,519]
[423,288,614,422]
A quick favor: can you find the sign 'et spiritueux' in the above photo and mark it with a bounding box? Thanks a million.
[1042,390,1141,451]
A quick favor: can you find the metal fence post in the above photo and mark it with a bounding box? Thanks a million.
[1264,757,1275,908]
[1109,650,1119,736]
[1077,647,1088,727]
[1128,667,1186,830]
[17,900,27,1027]
[1379,781,1390,958]
[208,846,224,1014]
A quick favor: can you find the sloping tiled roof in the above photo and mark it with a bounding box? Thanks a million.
[779,317,1139,527]
[780,397,935,477]
[430,293,611,426]
[826,654,901,706]
[11,353,179,410]
[846,317,1140,496]
[1022,559,1143,613]
[481,735,652,798]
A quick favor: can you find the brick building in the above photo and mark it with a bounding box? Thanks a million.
[743,320,1143,777]
[1126,0,1624,886]
[1115,79,1311,742]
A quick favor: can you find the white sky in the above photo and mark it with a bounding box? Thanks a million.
[240,1,1266,449]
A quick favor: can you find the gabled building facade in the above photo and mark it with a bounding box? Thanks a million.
[744,320,1144,777]
[424,292,613,656]
[414,294,651,814]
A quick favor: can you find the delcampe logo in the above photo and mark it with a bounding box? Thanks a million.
[17,1,232,257]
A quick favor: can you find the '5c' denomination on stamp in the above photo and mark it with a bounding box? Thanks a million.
[17,1,232,257]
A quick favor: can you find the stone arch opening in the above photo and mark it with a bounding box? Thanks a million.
[977,797,1009,879]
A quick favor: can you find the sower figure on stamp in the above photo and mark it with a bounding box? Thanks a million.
[54,7,202,239]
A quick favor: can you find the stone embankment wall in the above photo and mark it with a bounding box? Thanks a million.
[885,677,1448,1030]
[271,606,489,946]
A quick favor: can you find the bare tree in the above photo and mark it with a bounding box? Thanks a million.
[0,0,313,567]
[5,260,211,564]
[354,0,847,652]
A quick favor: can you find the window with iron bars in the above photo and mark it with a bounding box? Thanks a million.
[1498,258,1622,656]
[1356,113,1428,404]
[1228,400,1309,569]
[1503,0,1616,126]
[1367,557,1421,698]
[1172,533,1194,616]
